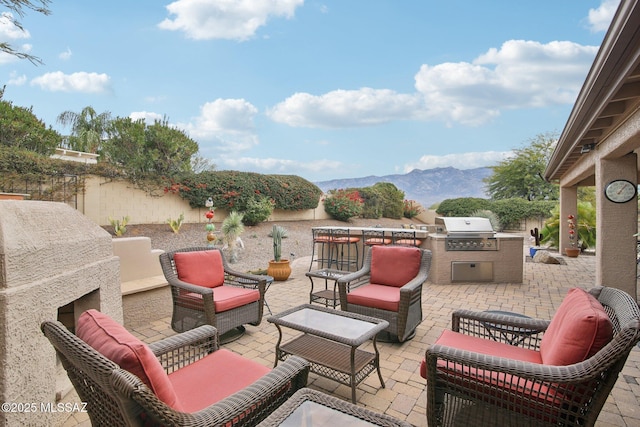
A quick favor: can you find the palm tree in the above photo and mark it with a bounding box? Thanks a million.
[57,106,112,153]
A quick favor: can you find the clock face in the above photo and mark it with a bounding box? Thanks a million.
[604,180,637,203]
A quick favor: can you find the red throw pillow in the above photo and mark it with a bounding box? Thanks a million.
[540,288,613,366]
[76,310,182,410]
[173,250,225,288]
[370,245,421,287]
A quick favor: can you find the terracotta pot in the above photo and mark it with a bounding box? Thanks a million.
[267,259,291,281]
[565,248,580,257]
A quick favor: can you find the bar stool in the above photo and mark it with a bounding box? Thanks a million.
[330,228,361,271]
[391,230,422,247]
[362,229,391,267]
[309,228,333,271]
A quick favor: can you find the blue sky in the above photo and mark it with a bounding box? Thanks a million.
[0,0,619,183]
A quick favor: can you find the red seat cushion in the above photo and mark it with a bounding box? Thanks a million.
[347,284,401,312]
[420,329,542,378]
[177,286,260,313]
[540,288,613,366]
[169,349,270,412]
[173,250,225,288]
[76,310,182,410]
[370,245,421,287]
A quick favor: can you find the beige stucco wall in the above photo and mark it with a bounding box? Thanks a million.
[79,175,331,226]
[0,201,122,426]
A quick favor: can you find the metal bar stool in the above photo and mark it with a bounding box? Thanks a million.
[310,228,336,271]
[362,229,391,268]
[391,230,423,247]
[329,228,360,271]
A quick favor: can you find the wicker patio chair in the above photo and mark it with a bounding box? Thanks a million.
[423,286,640,426]
[159,247,266,335]
[337,245,432,342]
[41,311,309,427]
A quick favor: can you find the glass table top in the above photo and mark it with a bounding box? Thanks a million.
[279,307,377,340]
[278,401,377,426]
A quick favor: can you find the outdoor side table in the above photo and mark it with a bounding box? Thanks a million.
[268,304,389,403]
[306,268,350,308]
[482,310,536,345]
[257,388,412,426]
[236,275,274,315]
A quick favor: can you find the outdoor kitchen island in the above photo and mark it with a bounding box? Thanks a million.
[423,217,524,285]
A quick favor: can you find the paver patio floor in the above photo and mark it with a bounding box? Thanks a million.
[64,250,640,426]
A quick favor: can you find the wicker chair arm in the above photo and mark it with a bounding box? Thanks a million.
[452,309,550,332]
[149,325,219,357]
[336,268,370,286]
[122,356,310,426]
[166,278,215,296]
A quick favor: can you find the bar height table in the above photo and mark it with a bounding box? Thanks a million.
[268,304,389,403]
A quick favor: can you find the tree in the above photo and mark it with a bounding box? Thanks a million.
[484,132,559,201]
[57,106,112,153]
[101,116,199,178]
[0,87,60,154]
[1,0,51,64]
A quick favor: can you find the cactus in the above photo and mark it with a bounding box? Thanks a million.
[530,227,543,246]
[271,225,287,261]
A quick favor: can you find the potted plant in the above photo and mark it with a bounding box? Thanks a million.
[267,225,291,281]
[565,214,580,257]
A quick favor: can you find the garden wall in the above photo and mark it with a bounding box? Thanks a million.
[79,175,331,226]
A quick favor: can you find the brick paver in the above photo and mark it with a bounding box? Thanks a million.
[63,249,640,426]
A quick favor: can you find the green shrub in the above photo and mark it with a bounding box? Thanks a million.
[372,182,404,219]
[436,198,492,217]
[109,216,130,236]
[470,209,502,231]
[167,171,322,212]
[358,187,383,219]
[541,202,596,249]
[242,196,275,225]
[324,189,364,221]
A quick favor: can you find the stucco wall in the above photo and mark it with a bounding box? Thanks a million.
[79,175,331,226]
[0,200,122,426]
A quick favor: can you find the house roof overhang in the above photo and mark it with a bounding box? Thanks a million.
[544,0,640,184]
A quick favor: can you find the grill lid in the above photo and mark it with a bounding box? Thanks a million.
[435,217,495,236]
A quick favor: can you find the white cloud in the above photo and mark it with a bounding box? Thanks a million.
[130,111,164,123]
[0,12,30,40]
[587,0,620,32]
[268,39,597,129]
[414,40,598,126]
[30,71,111,93]
[180,98,260,152]
[58,47,72,60]
[404,151,512,172]
[268,88,423,128]
[7,71,26,85]
[158,0,304,41]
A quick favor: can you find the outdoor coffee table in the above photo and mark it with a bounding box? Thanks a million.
[257,388,411,426]
[268,304,389,403]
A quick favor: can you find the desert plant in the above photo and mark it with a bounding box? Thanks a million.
[540,202,596,250]
[109,216,129,237]
[470,209,502,231]
[221,211,245,263]
[167,213,184,234]
[271,225,288,261]
[403,199,423,219]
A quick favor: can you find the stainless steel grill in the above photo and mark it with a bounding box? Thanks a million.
[435,217,498,251]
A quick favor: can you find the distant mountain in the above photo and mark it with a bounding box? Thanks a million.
[314,167,492,208]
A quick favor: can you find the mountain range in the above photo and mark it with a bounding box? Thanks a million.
[314,167,492,208]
